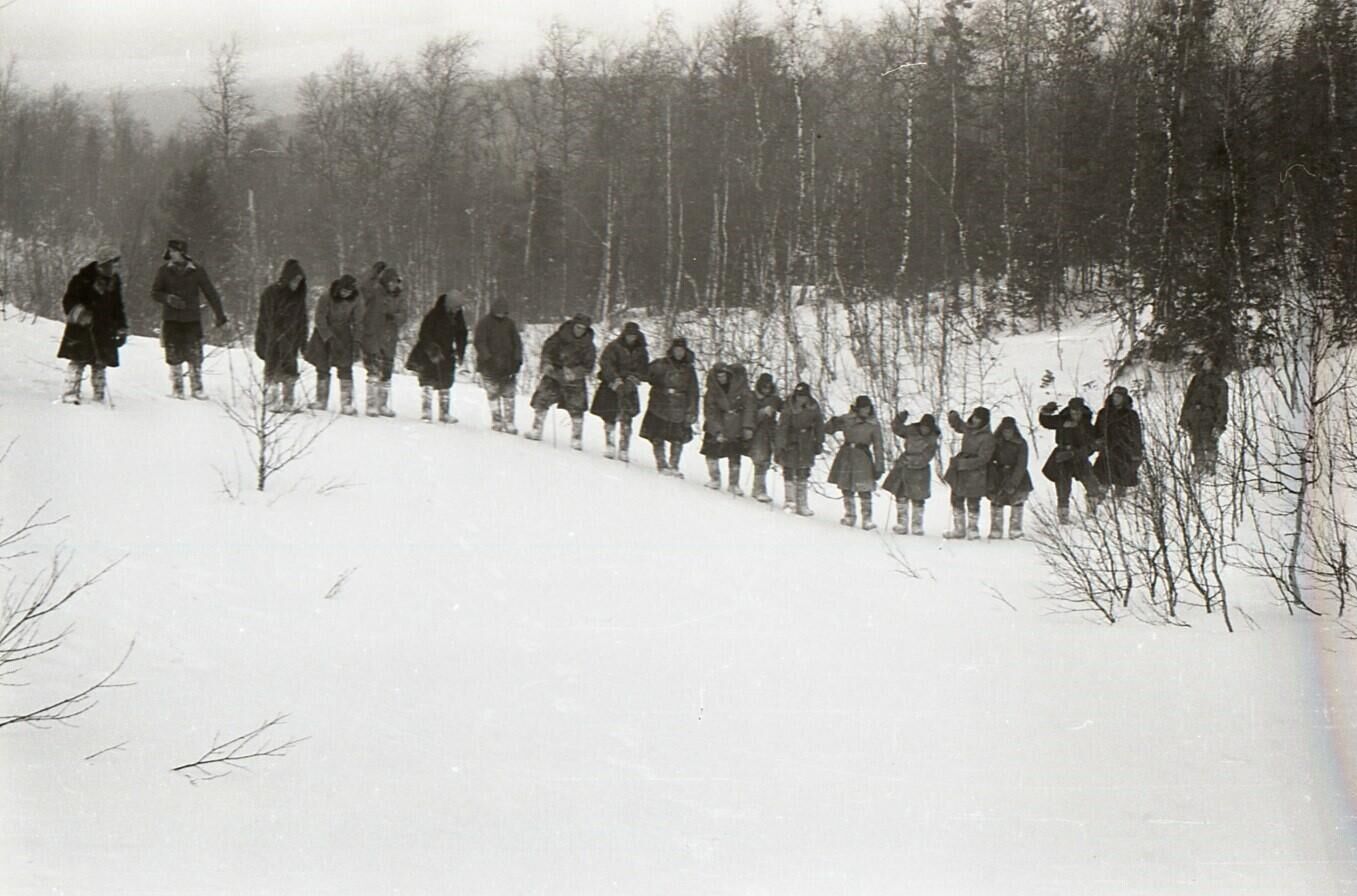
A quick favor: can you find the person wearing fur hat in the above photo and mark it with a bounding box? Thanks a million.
[405,293,469,423]
[1179,355,1228,476]
[150,238,227,399]
[474,298,525,433]
[988,416,1034,539]
[58,246,127,405]
[826,396,885,529]
[641,337,701,476]
[744,373,783,503]
[304,274,363,414]
[1040,397,1104,523]
[359,261,406,417]
[526,313,597,449]
[1093,386,1144,497]
[253,258,308,412]
[774,382,824,516]
[700,362,755,495]
[590,321,650,462]
[881,410,940,535]
[942,407,996,540]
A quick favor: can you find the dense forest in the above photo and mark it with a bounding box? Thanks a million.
[1,0,1355,361]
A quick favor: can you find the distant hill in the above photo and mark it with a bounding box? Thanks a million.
[80,78,302,137]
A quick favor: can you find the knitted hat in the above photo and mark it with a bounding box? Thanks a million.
[755,373,775,393]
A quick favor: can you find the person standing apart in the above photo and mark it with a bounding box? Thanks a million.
[58,246,127,405]
[1179,356,1228,477]
[150,239,227,400]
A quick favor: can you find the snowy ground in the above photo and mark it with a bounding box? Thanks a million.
[2,313,1355,895]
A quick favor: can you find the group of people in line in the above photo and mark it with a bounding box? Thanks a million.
[54,243,1232,538]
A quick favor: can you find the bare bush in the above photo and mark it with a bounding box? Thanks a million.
[172,714,308,784]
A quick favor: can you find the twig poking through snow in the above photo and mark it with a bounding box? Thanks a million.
[323,568,356,600]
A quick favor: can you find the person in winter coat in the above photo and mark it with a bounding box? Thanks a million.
[826,395,885,530]
[881,411,939,535]
[590,321,649,462]
[254,258,308,411]
[304,274,363,414]
[987,416,1033,539]
[942,407,996,540]
[1093,386,1144,497]
[474,299,524,433]
[1179,355,1228,476]
[150,238,228,400]
[58,246,128,405]
[641,337,700,476]
[405,293,469,424]
[744,374,783,504]
[526,313,597,450]
[359,261,406,417]
[774,382,824,516]
[700,363,755,495]
[1040,396,1104,522]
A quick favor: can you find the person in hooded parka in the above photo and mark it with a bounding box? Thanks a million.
[526,312,597,450]
[700,362,755,495]
[304,274,364,414]
[254,258,308,411]
[58,246,127,405]
[473,298,525,434]
[826,395,886,530]
[590,321,649,462]
[405,293,469,424]
[1179,355,1229,477]
[744,374,783,504]
[942,406,996,540]
[1093,386,1144,498]
[359,261,406,418]
[641,337,701,477]
[987,416,1034,539]
[774,382,825,516]
[881,411,940,535]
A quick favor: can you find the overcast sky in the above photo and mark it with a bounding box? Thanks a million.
[0,0,886,91]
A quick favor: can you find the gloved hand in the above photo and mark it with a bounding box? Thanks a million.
[68,304,93,326]
[165,294,187,310]
[741,428,754,441]
[115,328,128,346]
[948,409,964,427]
[1041,401,1059,415]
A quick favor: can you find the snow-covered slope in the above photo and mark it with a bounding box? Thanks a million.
[1,315,1354,895]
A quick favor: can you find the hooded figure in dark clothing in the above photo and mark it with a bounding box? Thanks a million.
[943,406,996,540]
[590,321,650,462]
[774,382,825,516]
[304,274,363,414]
[473,298,525,433]
[988,416,1034,539]
[700,362,755,495]
[642,337,701,476]
[359,261,406,418]
[1040,396,1105,522]
[1179,356,1229,476]
[526,312,597,450]
[1093,386,1144,496]
[405,293,469,423]
[744,373,783,504]
[58,246,127,405]
[254,258,308,411]
[882,411,940,535]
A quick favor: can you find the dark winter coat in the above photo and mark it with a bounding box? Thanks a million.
[590,331,650,421]
[988,428,1034,506]
[702,364,755,441]
[744,383,783,466]
[473,313,524,381]
[774,394,825,472]
[882,415,939,501]
[644,353,700,425]
[254,259,308,367]
[942,411,996,499]
[303,276,363,370]
[358,263,406,360]
[151,258,226,325]
[826,411,885,493]
[405,296,469,390]
[1093,398,1144,488]
[57,262,128,367]
[539,320,597,382]
[1179,370,1228,438]
[1040,405,1099,483]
